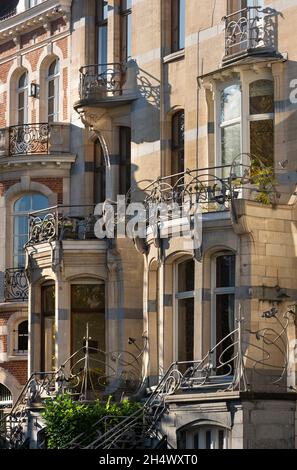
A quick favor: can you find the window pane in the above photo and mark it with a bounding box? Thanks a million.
[18,321,28,352]
[32,195,49,211]
[42,285,55,316]
[219,430,225,449]
[18,92,24,109]
[250,120,274,167]
[14,216,28,236]
[98,24,108,64]
[216,255,235,288]
[178,259,194,293]
[216,294,235,375]
[18,72,28,89]
[250,80,274,115]
[71,285,105,312]
[14,195,31,212]
[49,59,59,77]
[221,123,241,170]
[205,431,211,450]
[178,297,194,363]
[179,0,185,49]
[126,13,132,58]
[221,84,241,122]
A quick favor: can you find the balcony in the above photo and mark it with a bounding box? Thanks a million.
[4,268,28,303]
[223,6,281,65]
[0,122,71,158]
[26,205,99,246]
[74,62,138,114]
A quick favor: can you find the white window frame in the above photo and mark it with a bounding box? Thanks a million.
[215,69,275,173]
[17,72,28,125]
[47,59,60,122]
[173,259,195,363]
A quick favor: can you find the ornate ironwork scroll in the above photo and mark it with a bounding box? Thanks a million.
[4,268,28,302]
[224,7,277,58]
[9,123,49,156]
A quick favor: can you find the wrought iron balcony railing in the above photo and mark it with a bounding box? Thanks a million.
[26,205,98,246]
[4,268,29,303]
[0,122,71,157]
[0,7,17,21]
[79,63,124,102]
[130,155,279,213]
[223,6,277,61]
[9,123,49,156]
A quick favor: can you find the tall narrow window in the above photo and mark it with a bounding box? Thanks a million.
[13,194,49,268]
[94,139,106,204]
[41,283,55,372]
[220,83,241,177]
[29,0,42,7]
[172,0,185,52]
[120,0,132,62]
[213,254,235,375]
[17,72,28,125]
[172,110,185,177]
[96,0,108,73]
[175,259,195,365]
[47,59,59,122]
[119,126,131,195]
[249,80,274,167]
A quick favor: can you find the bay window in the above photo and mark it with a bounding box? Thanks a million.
[217,74,274,175]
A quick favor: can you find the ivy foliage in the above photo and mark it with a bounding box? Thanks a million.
[42,395,142,449]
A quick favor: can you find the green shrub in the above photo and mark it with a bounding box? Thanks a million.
[42,395,142,449]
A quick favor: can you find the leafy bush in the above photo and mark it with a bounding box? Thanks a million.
[42,395,142,449]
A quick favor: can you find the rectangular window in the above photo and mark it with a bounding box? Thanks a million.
[71,284,105,369]
[96,1,108,73]
[172,0,185,52]
[119,126,131,195]
[94,139,106,204]
[121,0,132,62]
[213,254,235,375]
[175,260,195,366]
[220,83,241,177]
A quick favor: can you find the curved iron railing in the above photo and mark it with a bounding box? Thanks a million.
[4,268,29,302]
[26,205,98,246]
[79,63,124,101]
[9,123,49,156]
[224,6,277,58]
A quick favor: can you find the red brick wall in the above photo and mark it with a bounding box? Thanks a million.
[21,27,47,49]
[0,335,7,353]
[25,47,44,73]
[55,37,68,59]
[0,178,63,203]
[1,362,28,385]
[0,41,17,59]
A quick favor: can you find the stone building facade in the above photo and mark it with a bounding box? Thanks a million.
[0,0,297,449]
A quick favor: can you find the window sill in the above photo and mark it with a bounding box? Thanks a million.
[163,49,185,64]
[8,354,28,362]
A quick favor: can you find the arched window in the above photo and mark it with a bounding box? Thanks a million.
[183,425,229,449]
[0,384,12,420]
[14,320,28,354]
[17,71,28,125]
[249,79,274,167]
[13,194,49,268]
[47,59,60,122]
[172,110,185,177]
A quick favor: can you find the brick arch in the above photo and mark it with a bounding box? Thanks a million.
[4,180,56,206]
